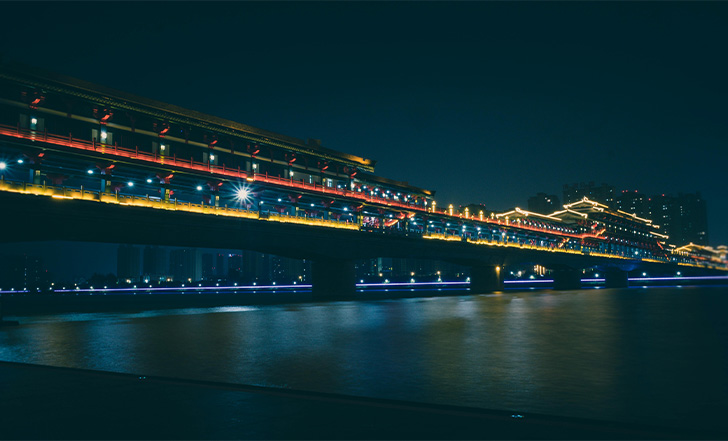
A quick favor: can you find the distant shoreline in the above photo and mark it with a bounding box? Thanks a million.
[2,282,727,317]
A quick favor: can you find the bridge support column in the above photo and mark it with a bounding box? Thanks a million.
[312,259,355,300]
[553,268,582,290]
[470,265,503,293]
[604,269,629,288]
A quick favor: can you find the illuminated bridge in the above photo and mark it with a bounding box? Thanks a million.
[1,63,726,298]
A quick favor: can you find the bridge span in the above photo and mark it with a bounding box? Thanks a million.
[0,188,719,298]
[0,62,725,298]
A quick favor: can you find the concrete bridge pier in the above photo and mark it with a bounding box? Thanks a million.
[311,259,356,300]
[604,269,629,288]
[552,268,582,290]
[470,265,504,293]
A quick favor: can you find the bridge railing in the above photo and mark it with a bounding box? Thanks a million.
[0,124,624,243]
[0,123,430,214]
[0,178,366,229]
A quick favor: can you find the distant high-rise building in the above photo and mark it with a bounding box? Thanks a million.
[563,182,616,207]
[0,254,49,290]
[117,245,141,282]
[527,193,560,214]
[615,190,648,217]
[143,246,168,281]
[277,257,308,283]
[646,194,674,238]
[642,192,708,246]
[670,193,708,246]
[238,250,272,283]
[215,253,227,277]
[202,253,214,279]
[202,252,228,280]
[169,248,201,282]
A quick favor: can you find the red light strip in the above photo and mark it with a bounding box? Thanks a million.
[0,125,653,247]
[0,124,428,211]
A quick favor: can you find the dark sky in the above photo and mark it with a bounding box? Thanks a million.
[1,2,726,275]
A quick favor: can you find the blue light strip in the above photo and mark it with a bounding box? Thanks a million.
[503,279,553,284]
[1,275,726,294]
[629,275,728,281]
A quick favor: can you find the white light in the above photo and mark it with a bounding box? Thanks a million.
[196,185,203,191]
[17,159,24,164]
[209,154,215,161]
[160,144,165,151]
[595,274,599,277]
[100,130,107,140]
[311,203,314,207]
[146,178,153,183]
[642,272,647,276]
[87,169,94,174]
[127,182,134,187]
[31,117,38,125]
[277,198,282,202]
[235,185,252,204]
[343,207,348,211]
[0,162,6,170]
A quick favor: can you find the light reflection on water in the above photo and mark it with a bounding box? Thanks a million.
[1,287,727,432]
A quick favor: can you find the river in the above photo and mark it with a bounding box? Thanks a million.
[2,286,727,433]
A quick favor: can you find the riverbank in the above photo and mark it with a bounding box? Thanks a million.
[1,360,720,440]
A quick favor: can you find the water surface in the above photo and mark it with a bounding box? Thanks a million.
[2,286,727,432]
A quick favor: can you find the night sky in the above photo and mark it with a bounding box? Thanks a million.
[1,2,726,276]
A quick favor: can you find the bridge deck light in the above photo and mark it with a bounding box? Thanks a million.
[146,178,153,183]
[127,182,134,187]
[196,185,203,191]
[0,161,6,170]
[17,159,24,164]
[87,169,94,174]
